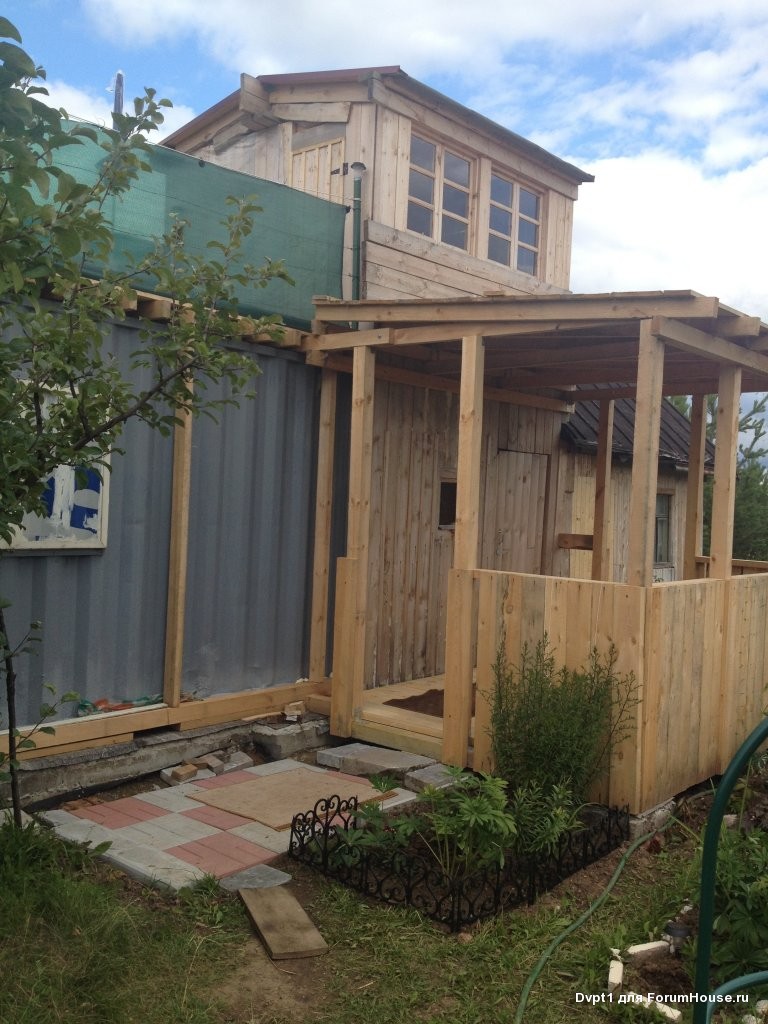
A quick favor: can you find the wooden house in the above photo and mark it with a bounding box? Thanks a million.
[163,66,593,302]
[6,70,768,818]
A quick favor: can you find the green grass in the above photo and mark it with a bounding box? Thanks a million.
[0,813,759,1024]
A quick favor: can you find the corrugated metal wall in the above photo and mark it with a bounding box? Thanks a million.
[2,320,174,725]
[2,324,322,726]
[181,344,320,696]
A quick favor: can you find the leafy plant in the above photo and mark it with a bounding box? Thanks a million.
[490,635,639,800]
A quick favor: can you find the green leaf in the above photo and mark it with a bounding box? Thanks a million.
[0,17,23,42]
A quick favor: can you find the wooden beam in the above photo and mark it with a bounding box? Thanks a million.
[454,335,485,570]
[442,569,475,767]
[270,101,351,123]
[302,320,613,351]
[652,316,768,378]
[627,322,665,586]
[317,353,572,413]
[592,399,614,581]
[709,367,742,579]
[313,292,721,325]
[163,398,193,707]
[308,369,337,681]
[683,394,707,579]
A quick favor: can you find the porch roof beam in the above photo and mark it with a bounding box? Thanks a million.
[313,292,721,325]
[652,316,768,378]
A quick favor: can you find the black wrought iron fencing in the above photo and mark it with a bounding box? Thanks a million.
[289,796,629,931]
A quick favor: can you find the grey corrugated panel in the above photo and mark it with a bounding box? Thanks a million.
[2,321,173,726]
[181,347,320,696]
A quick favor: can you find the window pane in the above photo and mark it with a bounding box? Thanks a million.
[517,246,537,275]
[411,135,435,171]
[409,167,434,204]
[520,188,540,219]
[444,151,470,186]
[490,206,512,235]
[407,202,433,236]
[441,215,467,249]
[443,183,468,217]
[655,519,670,563]
[488,234,510,265]
[518,219,539,246]
[491,174,513,208]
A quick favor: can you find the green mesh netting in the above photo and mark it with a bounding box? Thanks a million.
[58,132,346,329]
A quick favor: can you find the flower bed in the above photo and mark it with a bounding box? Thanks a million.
[289,795,629,931]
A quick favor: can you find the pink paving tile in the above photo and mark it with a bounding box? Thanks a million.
[181,805,254,830]
[71,797,171,828]
[168,833,275,877]
[192,770,263,790]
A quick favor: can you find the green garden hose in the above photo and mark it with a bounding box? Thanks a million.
[514,821,675,1024]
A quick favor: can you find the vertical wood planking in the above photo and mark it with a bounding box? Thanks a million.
[163,401,193,707]
[308,370,337,681]
[472,571,505,773]
[592,399,614,581]
[709,366,742,580]
[454,335,485,571]
[442,569,476,766]
[627,322,665,586]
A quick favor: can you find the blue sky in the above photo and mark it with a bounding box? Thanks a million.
[6,0,768,319]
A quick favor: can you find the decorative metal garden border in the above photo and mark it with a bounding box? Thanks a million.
[289,796,629,931]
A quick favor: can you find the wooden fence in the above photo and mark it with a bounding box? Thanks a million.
[444,568,768,811]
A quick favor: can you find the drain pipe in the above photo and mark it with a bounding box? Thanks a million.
[350,161,366,301]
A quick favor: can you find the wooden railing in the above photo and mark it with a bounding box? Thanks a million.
[443,569,768,811]
[695,555,768,577]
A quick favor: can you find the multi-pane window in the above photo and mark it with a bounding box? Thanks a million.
[488,173,541,275]
[407,135,471,251]
[654,493,672,564]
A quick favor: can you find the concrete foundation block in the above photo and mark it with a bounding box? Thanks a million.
[405,764,456,792]
[316,742,435,780]
[219,864,292,891]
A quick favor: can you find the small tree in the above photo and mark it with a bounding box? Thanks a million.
[0,19,290,824]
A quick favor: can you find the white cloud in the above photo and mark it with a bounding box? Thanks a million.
[569,152,768,321]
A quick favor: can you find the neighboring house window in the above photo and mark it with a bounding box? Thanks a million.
[407,135,472,251]
[488,173,541,276]
[654,493,672,564]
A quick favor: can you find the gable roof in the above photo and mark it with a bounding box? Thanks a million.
[562,395,716,469]
[163,66,593,187]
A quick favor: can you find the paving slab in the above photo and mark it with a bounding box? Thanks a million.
[220,864,292,891]
[316,743,435,780]
[405,764,456,792]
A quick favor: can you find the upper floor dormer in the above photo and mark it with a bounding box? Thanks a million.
[164,67,593,301]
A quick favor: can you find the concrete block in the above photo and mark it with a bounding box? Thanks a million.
[405,763,456,792]
[250,718,329,759]
[608,958,624,994]
[381,789,418,810]
[626,940,671,961]
[219,864,292,891]
[629,799,676,839]
[171,763,199,783]
[224,751,255,772]
[316,742,435,780]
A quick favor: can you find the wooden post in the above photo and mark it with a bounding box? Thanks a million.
[683,393,707,579]
[443,335,484,766]
[592,398,614,581]
[330,347,375,735]
[308,369,337,681]
[163,401,193,707]
[627,321,665,587]
[453,335,485,570]
[709,367,741,580]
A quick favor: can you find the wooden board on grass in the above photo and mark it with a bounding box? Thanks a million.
[239,887,328,959]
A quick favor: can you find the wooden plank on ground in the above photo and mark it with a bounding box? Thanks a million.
[239,887,328,960]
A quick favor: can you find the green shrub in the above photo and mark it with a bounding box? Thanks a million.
[490,635,638,801]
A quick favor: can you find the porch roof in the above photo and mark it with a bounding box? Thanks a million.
[304,290,768,400]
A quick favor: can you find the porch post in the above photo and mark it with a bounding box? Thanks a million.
[627,320,665,587]
[683,393,707,579]
[592,398,614,581]
[330,347,375,735]
[709,367,741,580]
[308,368,337,681]
[163,396,193,707]
[443,334,484,766]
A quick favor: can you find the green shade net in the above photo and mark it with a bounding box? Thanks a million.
[58,132,346,329]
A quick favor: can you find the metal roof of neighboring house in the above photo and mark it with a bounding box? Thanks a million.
[562,395,716,469]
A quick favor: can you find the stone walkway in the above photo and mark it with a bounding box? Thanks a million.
[41,747,450,891]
